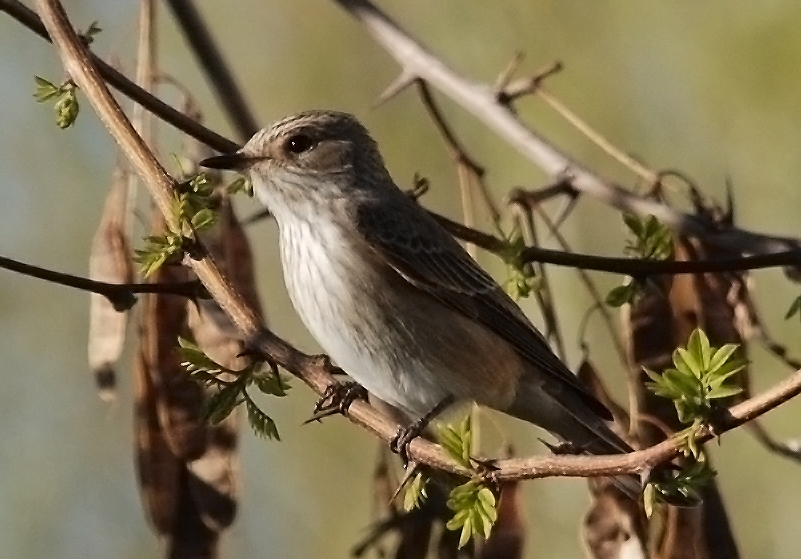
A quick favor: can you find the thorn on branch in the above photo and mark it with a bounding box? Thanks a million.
[496,60,563,105]
[374,71,417,107]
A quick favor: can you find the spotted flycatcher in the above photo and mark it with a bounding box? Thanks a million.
[201,111,639,495]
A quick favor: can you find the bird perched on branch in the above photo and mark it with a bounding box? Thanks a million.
[201,110,641,498]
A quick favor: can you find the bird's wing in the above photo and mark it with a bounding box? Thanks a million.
[354,199,611,420]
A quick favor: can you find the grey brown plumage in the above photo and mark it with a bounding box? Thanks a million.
[200,110,640,498]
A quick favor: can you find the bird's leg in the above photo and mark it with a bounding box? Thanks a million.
[304,380,368,424]
[390,395,455,464]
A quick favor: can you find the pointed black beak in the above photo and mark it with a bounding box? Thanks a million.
[199,152,252,170]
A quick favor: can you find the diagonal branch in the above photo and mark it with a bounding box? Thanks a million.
[163,0,259,140]
[330,0,801,259]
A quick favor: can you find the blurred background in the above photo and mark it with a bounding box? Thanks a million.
[1,1,801,557]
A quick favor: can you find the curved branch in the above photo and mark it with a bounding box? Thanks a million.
[35,0,801,485]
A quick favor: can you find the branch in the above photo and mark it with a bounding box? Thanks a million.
[431,212,801,275]
[490,366,801,481]
[0,254,205,310]
[34,0,801,486]
[163,0,259,140]
[0,0,238,153]
[330,0,801,259]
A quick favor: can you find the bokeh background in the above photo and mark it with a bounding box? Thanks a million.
[1,1,801,557]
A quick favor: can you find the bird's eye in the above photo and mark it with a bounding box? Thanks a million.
[285,134,316,154]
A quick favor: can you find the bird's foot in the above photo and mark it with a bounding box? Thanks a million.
[303,381,367,424]
[389,396,456,465]
[390,423,424,466]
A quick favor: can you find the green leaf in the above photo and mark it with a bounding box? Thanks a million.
[253,372,291,397]
[687,328,711,371]
[33,76,61,102]
[54,91,79,129]
[204,384,242,424]
[445,480,497,547]
[245,396,280,440]
[134,233,184,277]
[623,213,644,236]
[676,347,702,378]
[178,337,228,376]
[227,176,253,197]
[403,472,428,512]
[191,208,217,231]
[605,282,637,307]
[437,415,472,469]
[707,344,739,375]
[706,385,743,400]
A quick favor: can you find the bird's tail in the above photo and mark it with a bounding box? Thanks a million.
[506,379,643,501]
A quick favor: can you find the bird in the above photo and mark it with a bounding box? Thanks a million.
[200,110,640,497]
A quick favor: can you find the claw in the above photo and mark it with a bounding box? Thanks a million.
[303,381,366,425]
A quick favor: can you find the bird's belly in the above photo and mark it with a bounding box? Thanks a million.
[281,223,451,416]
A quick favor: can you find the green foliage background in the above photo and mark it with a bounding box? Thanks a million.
[0,1,800,557]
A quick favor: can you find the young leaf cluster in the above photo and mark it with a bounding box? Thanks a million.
[445,480,498,548]
[176,173,219,232]
[133,173,218,276]
[402,471,429,512]
[34,77,79,129]
[501,232,539,300]
[644,454,715,517]
[425,415,499,548]
[133,234,185,277]
[645,328,745,430]
[606,214,673,307]
[227,176,254,197]
[178,337,291,440]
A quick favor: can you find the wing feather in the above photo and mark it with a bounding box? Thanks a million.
[354,199,611,420]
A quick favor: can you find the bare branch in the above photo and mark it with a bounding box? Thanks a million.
[163,0,259,140]
[330,0,801,258]
[0,254,205,310]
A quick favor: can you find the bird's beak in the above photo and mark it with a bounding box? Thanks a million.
[199,151,259,170]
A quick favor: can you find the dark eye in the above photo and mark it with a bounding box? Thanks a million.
[285,134,316,154]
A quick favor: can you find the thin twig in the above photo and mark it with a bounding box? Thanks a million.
[0,254,205,309]
[511,203,566,360]
[416,80,501,225]
[163,0,259,139]
[489,366,801,481]
[533,205,627,365]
